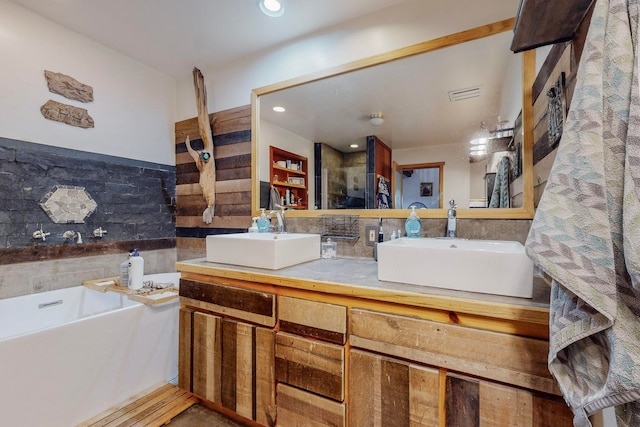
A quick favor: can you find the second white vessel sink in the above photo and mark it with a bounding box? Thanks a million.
[377,237,533,298]
[206,232,321,270]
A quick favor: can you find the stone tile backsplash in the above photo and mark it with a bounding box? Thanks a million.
[285,217,532,258]
[0,248,176,300]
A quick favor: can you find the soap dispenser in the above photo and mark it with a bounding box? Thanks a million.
[128,248,144,290]
[405,206,422,238]
[257,208,270,233]
[248,217,259,233]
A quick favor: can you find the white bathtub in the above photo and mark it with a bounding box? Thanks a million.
[0,273,180,427]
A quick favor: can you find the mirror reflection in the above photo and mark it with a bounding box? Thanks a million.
[395,162,444,210]
[256,20,529,217]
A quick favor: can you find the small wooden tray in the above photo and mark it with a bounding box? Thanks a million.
[82,277,179,305]
[82,276,123,293]
[128,288,179,305]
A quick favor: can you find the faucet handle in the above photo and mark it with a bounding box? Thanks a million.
[33,225,51,241]
[93,227,107,238]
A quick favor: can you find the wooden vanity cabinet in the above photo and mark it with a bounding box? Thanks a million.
[176,266,572,427]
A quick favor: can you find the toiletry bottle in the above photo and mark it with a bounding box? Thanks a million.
[248,217,259,233]
[128,248,144,290]
[119,250,133,287]
[378,218,384,243]
[257,208,270,233]
[405,206,422,238]
[391,230,397,240]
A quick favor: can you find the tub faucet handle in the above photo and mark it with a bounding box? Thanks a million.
[93,227,107,238]
[33,225,50,241]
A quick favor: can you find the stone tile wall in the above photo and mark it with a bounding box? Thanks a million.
[0,137,177,299]
[0,137,176,248]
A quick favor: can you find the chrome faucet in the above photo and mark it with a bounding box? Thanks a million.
[268,204,286,233]
[446,199,457,238]
[63,230,83,243]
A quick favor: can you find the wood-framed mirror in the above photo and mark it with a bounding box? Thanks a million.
[251,18,535,220]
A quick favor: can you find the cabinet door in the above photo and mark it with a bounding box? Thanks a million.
[180,309,276,426]
[349,349,440,427]
[445,373,574,427]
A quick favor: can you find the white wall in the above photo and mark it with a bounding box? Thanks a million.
[176,0,519,119]
[0,0,176,165]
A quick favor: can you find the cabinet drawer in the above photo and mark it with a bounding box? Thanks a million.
[279,296,347,344]
[276,332,345,402]
[180,278,276,327]
[349,308,559,395]
[350,349,440,427]
[276,383,345,427]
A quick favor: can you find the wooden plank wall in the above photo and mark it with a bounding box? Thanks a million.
[175,105,252,253]
[530,3,593,207]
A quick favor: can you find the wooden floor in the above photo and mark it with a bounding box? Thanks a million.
[78,382,199,427]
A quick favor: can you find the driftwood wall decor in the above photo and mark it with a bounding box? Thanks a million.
[41,70,95,128]
[185,67,216,224]
[174,104,252,253]
[44,70,94,103]
[40,100,94,128]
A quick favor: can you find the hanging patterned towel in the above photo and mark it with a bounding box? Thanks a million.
[488,156,510,208]
[525,0,640,425]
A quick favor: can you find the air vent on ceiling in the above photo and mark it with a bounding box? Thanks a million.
[448,86,482,102]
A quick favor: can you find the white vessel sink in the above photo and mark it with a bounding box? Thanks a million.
[377,238,533,298]
[206,233,321,270]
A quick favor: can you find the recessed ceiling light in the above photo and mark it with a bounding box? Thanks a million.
[349,144,359,148]
[273,106,286,112]
[259,0,284,17]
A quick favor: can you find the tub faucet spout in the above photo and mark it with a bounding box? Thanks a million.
[63,230,82,243]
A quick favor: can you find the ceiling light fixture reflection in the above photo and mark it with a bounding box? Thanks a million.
[369,112,384,126]
[349,144,359,148]
[259,0,284,17]
[273,106,286,112]
[469,121,490,145]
